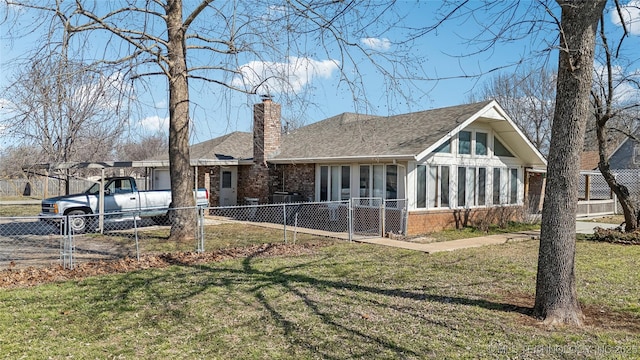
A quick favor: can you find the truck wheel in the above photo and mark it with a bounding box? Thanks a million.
[66,210,92,234]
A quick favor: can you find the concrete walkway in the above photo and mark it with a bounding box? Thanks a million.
[353,231,540,254]
[209,216,619,254]
[353,221,619,253]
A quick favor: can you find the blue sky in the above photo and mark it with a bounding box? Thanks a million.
[1,0,639,146]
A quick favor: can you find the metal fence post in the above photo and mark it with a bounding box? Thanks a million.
[348,199,353,242]
[283,204,287,244]
[197,207,205,253]
[380,199,385,237]
[134,212,140,261]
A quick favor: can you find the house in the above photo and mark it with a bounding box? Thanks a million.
[152,98,547,235]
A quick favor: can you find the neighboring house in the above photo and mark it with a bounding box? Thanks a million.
[607,136,640,170]
[151,98,547,235]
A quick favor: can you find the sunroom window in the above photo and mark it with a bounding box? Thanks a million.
[415,165,450,208]
[319,165,350,201]
[458,131,471,155]
[494,137,515,157]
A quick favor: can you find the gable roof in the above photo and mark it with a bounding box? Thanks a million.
[177,100,546,168]
[272,100,546,168]
[273,101,492,162]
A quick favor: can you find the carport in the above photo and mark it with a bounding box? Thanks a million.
[22,160,209,232]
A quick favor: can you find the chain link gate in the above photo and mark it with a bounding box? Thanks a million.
[349,198,408,240]
[350,198,384,239]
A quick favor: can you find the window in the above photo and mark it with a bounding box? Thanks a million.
[360,164,402,200]
[222,171,232,188]
[459,131,471,155]
[433,140,451,153]
[341,166,350,200]
[416,165,449,208]
[457,166,480,208]
[386,165,398,199]
[509,168,518,204]
[359,166,370,197]
[478,168,486,206]
[493,168,502,205]
[107,178,133,194]
[457,167,466,207]
[440,167,450,207]
[476,132,488,156]
[494,137,515,157]
[417,165,427,208]
[320,166,329,201]
[373,165,384,198]
[319,165,350,201]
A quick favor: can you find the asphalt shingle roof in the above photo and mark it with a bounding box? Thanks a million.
[154,131,253,161]
[274,101,493,160]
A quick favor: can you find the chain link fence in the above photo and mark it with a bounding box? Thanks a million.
[1,198,408,270]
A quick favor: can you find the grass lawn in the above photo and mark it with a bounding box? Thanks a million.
[0,204,40,217]
[1,238,638,359]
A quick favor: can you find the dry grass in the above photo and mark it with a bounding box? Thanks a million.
[0,239,638,359]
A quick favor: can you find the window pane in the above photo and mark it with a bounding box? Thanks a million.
[493,168,501,204]
[341,166,350,200]
[373,165,384,198]
[417,165,426,208]
[433,140,451,153]
[331,166,340,201]
[494,137,515,157]
[510,168,518,204]
[476,132,487,156]
[359,165,370,197]
[457,167,466,207]
[428,166,438,208]
[441,166,450,207]
[320,166,328,201]
[468,167,476,206]
[222,171,232,189]
[459,131,471,155]
[386,165,397,199]
[478,168,486,206]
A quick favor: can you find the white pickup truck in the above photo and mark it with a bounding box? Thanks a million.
[39,176,209,233]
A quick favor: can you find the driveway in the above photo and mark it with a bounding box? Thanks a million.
[575,220,619,234]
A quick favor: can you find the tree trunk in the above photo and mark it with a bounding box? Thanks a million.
[166,0,196,241]
[596,125,637,232]
[533,0,606,326]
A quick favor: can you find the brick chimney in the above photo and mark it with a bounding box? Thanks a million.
[253,96,282,165]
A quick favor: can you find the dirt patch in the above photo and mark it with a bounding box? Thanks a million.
[499,291,640,333]
[0,242,328,289]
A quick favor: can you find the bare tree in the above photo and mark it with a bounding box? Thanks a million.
[3,0,423,240]
[470,68,556,155]
[533,0,607,326]
[591,15,640,232]
[117,134,168,163]
[1,55,128,191]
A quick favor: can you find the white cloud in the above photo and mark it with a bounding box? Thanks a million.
[232,56,339,94]
[139,115,169,133]
[155,100,167,109]
[74,72,132,110]
[360,37,392,51]
[593,62,640,104]
[611,0,640,35]
[0,98,17,121]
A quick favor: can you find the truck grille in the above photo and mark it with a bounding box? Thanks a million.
[41,203,56,214]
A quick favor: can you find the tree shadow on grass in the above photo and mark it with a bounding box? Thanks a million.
[79,243,535,357]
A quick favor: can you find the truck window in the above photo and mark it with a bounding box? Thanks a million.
[108,179,134,194]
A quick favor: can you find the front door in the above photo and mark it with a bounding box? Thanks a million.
[219,167,238,206]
